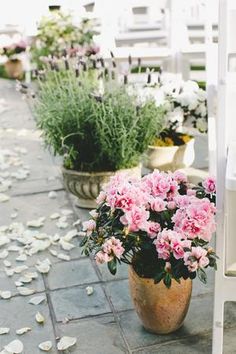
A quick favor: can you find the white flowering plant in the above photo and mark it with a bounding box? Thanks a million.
[134,75,208,147]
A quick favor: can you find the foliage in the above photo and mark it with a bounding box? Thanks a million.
[30,10,98,68]
[33,65,165,172]
[81,171,217,288]
[0,40,27,59]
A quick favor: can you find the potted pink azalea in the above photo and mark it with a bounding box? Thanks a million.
[81,170,217,334]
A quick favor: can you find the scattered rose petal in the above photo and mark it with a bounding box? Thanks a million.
[15,281,23,287]
[35,260,51,274]
[59,239,75,251]
[13,265,28,274]
[24,272,38,279]
[10,212,18,219]
[16,254,27,262]
[17,287,35,296]
[38,341,53,351]
[73,219,81,227]
[86,286,94,296]
[61,209,73,216]
[50,213,60,220]
[5,268,14,277]
[29,295,46,305]
[16,327,31,335]
[27,217,45,228]
[63,229,78,241]
[48,191,57,199]
[35,312,45,324]
[0,250,8,259]
[0,194,10,202]
[4,339,23,353]
[0,236,10,247]
[57,336,77,351]
[3,260,11,268]
[0,328,10,335]
[18,276,32,284]
[57,253,70,261]
[49,249,57,257]
[0,291,12,299]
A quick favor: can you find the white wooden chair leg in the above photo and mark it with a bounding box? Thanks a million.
[212,296,224,354]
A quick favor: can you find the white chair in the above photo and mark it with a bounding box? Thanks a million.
[213,1,236,353]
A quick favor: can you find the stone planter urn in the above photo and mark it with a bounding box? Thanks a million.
[4,59,23,79]
[129,266,192,334]
[62,165,141,209]
[143,138,195,171]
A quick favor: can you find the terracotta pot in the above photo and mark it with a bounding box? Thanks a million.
[4,59,23,79]
[62,164,141,209]
[143,138,195,171]
[129,266,192,334]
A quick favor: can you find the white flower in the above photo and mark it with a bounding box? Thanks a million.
[196,118,208,133]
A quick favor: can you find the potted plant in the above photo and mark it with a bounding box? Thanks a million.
[30,9,99,69]
[1,40,27,79]
[81,171,217,333]
[143,78,207,171]
[32,62,164,208]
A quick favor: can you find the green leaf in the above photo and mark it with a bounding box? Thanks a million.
[80,237,88,247]
[154,272,164,284]
[163,273,172,288]
[197,268,207,284]
[108,258,117,275]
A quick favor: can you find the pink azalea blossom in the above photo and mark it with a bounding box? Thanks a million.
[95,251,113,264]
[120,206,149,232]
[82,219,96,235]
[145,221,161,238]
[173,170,188,184]
[202,177,216,195]
[149,197,166,212]
[184,246,209,272]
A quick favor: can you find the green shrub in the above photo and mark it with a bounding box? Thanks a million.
[34,70,164,172]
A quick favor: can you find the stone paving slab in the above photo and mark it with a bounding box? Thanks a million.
[105,279,133,312]
[50,284,112,322]
[0,294,57,354]
[47,258,99,290]
[57,315,128,353]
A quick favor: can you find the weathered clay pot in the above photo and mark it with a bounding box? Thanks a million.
[62,165,141,209]
[4,59,23,79]
[143,138,195,171]
[129,266,192,334]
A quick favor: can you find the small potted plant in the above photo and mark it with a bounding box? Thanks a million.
[81,171,217,333]
[32,61,164,208]
[30,9,99,69]
[1,40,27,79]
[143,78,207,171]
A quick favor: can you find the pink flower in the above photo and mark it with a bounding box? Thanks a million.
[149,197,166,212]
[167,201,176,210]
[184,246,209,272]
[97,190,106,204]
[102,237,125,258]
[173,170,187,184]
[154,229,185,260]
[187,189,196,197]
[82,219,96,235]
[171,239,185,259]
[89,209,99,219]
[120,206,149,232]
[95,251,113,264]
[145,221,161,238]
[203,177,216,195]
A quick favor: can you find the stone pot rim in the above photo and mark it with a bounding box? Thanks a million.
[61,164,141,177]
[148,137,195,150]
